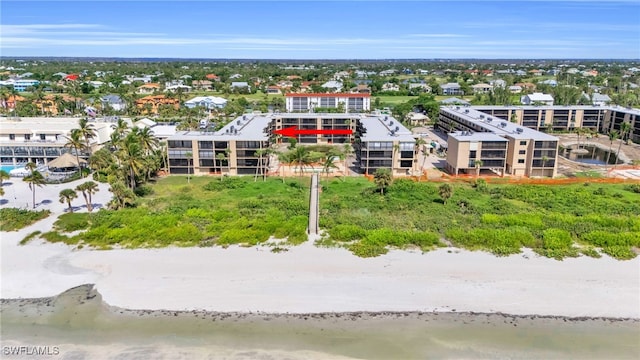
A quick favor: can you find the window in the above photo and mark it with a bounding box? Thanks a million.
[24,134,31,140]
[9,134,15,140]
[517,159,525,164]
[518,150,526,155]
[519,141,527,146]
[469,150,477,159]
[40,134,46,140]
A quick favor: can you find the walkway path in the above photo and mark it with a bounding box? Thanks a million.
[307,173,319,235]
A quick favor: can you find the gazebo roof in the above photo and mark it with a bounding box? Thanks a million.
[47,153,87,168]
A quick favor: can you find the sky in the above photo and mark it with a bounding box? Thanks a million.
[1,0,639,59]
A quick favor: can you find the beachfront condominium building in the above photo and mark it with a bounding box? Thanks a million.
[166,112,416,177]
[0,117,113,167]
[472,105,640,143]
[437,107,559,177]
[285,93,371,112]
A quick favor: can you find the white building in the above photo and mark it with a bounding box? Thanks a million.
[285,93,370,112]
[521,93,554,106]
[184,96,228,110]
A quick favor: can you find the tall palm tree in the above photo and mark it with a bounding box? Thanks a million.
[254,148,265,182]
[373,168,392,195]
[134,127,159,155]
[64,128,85,177]
[474,159,484,178]
[414,138,427,174]
[342,143,353,178]
[78,118,96,156]
[76,181,99,212]
[605,130,619,172]
[59,188,78,213]
[119,134,145,190]
[224,148,232,176]
[23,170,45,209]
[614,121,631,169]
[0,169,9,186]
[291,146,311,176]
[216,152,226,181]
[392,143,400,174]
[277,150,290,183]
[321,155,338,179]
[109,181,135,210]
[185,151,193,184]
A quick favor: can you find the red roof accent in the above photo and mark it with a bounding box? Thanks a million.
[205,74,219,79]
[285,93,370,98]
[64,74,79,80]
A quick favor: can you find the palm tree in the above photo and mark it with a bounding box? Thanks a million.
[78,118,96,156]
[605,130,619,172]
[277,150,290,183]
[59,189,78,213]
[23,170,45,209]
[216,152,226,181]
[64,128,85,176]
[185,151,193,184]
[392,143,400,175]
[373,168,392,195]
[614,121,631,169]
[474,159,483,178]
[342,143,353,178]
[291,146,311,176]
[438,183,453,205]
[109,181,135,210]
[119,134,145,190]
[414,138,427,174]
[0,169,9,186]
[76,181,99,212]
[321,155,338,179]
[254,148,265,182]
[134,127,159,155]
[224,148,232,176]
[0,186,4,197]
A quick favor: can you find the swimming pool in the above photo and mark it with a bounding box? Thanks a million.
[0,165,25,174]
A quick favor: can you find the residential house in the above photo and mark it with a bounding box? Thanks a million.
[590,93,612,106]
[164,84,192,93]
[101,94,127,112]
[539,79,558,87]
[440,97,470,105]
[6,79,40,92]
[321,80,343,92]
[230,82,250,91]
[472,83,493,94]
[350,84,371,94]
[192,80,213,91]
[135,95,180,115]
[229,74,243,80]
[408,83,431,93]
[265,86,281,94]
[381,83,400,92]
[508,85,523,93]
[528,69,543,76]
[137,83,161,94]
[440,83,464,96]
[64,74,79,81]
[521,93,554,106]
[88,81,104,88]
[0,95,25,110]
[378,69,397,76]
[515,82,536,92]
[184,96,227,110]
[490,79,506,88]
[205,74,220,81]
[333,71,350,80]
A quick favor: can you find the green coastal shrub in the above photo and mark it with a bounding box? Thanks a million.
[349,240,388,258]
[542,229,573,249]
[55,213,90,232]
[581,231,640,247]
[602,246,637,260]
[328,224,367,242]
[0,208,51,231]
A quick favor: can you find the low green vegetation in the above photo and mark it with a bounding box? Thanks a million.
[19,230,42,245]
[319,178,640,260]
[0,208,51,231]
[45,176,309,249]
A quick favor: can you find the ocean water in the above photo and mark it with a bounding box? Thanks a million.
[2,285,639,359]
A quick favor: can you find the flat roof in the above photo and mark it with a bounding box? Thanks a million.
[285,93,370,98]
[442,106,557,141]
[359,115,415,142]
[473,104,640,116]
[448,131,507,142]
[171,114,270,141]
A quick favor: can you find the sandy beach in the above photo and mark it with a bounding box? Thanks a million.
[1,176,640,318]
